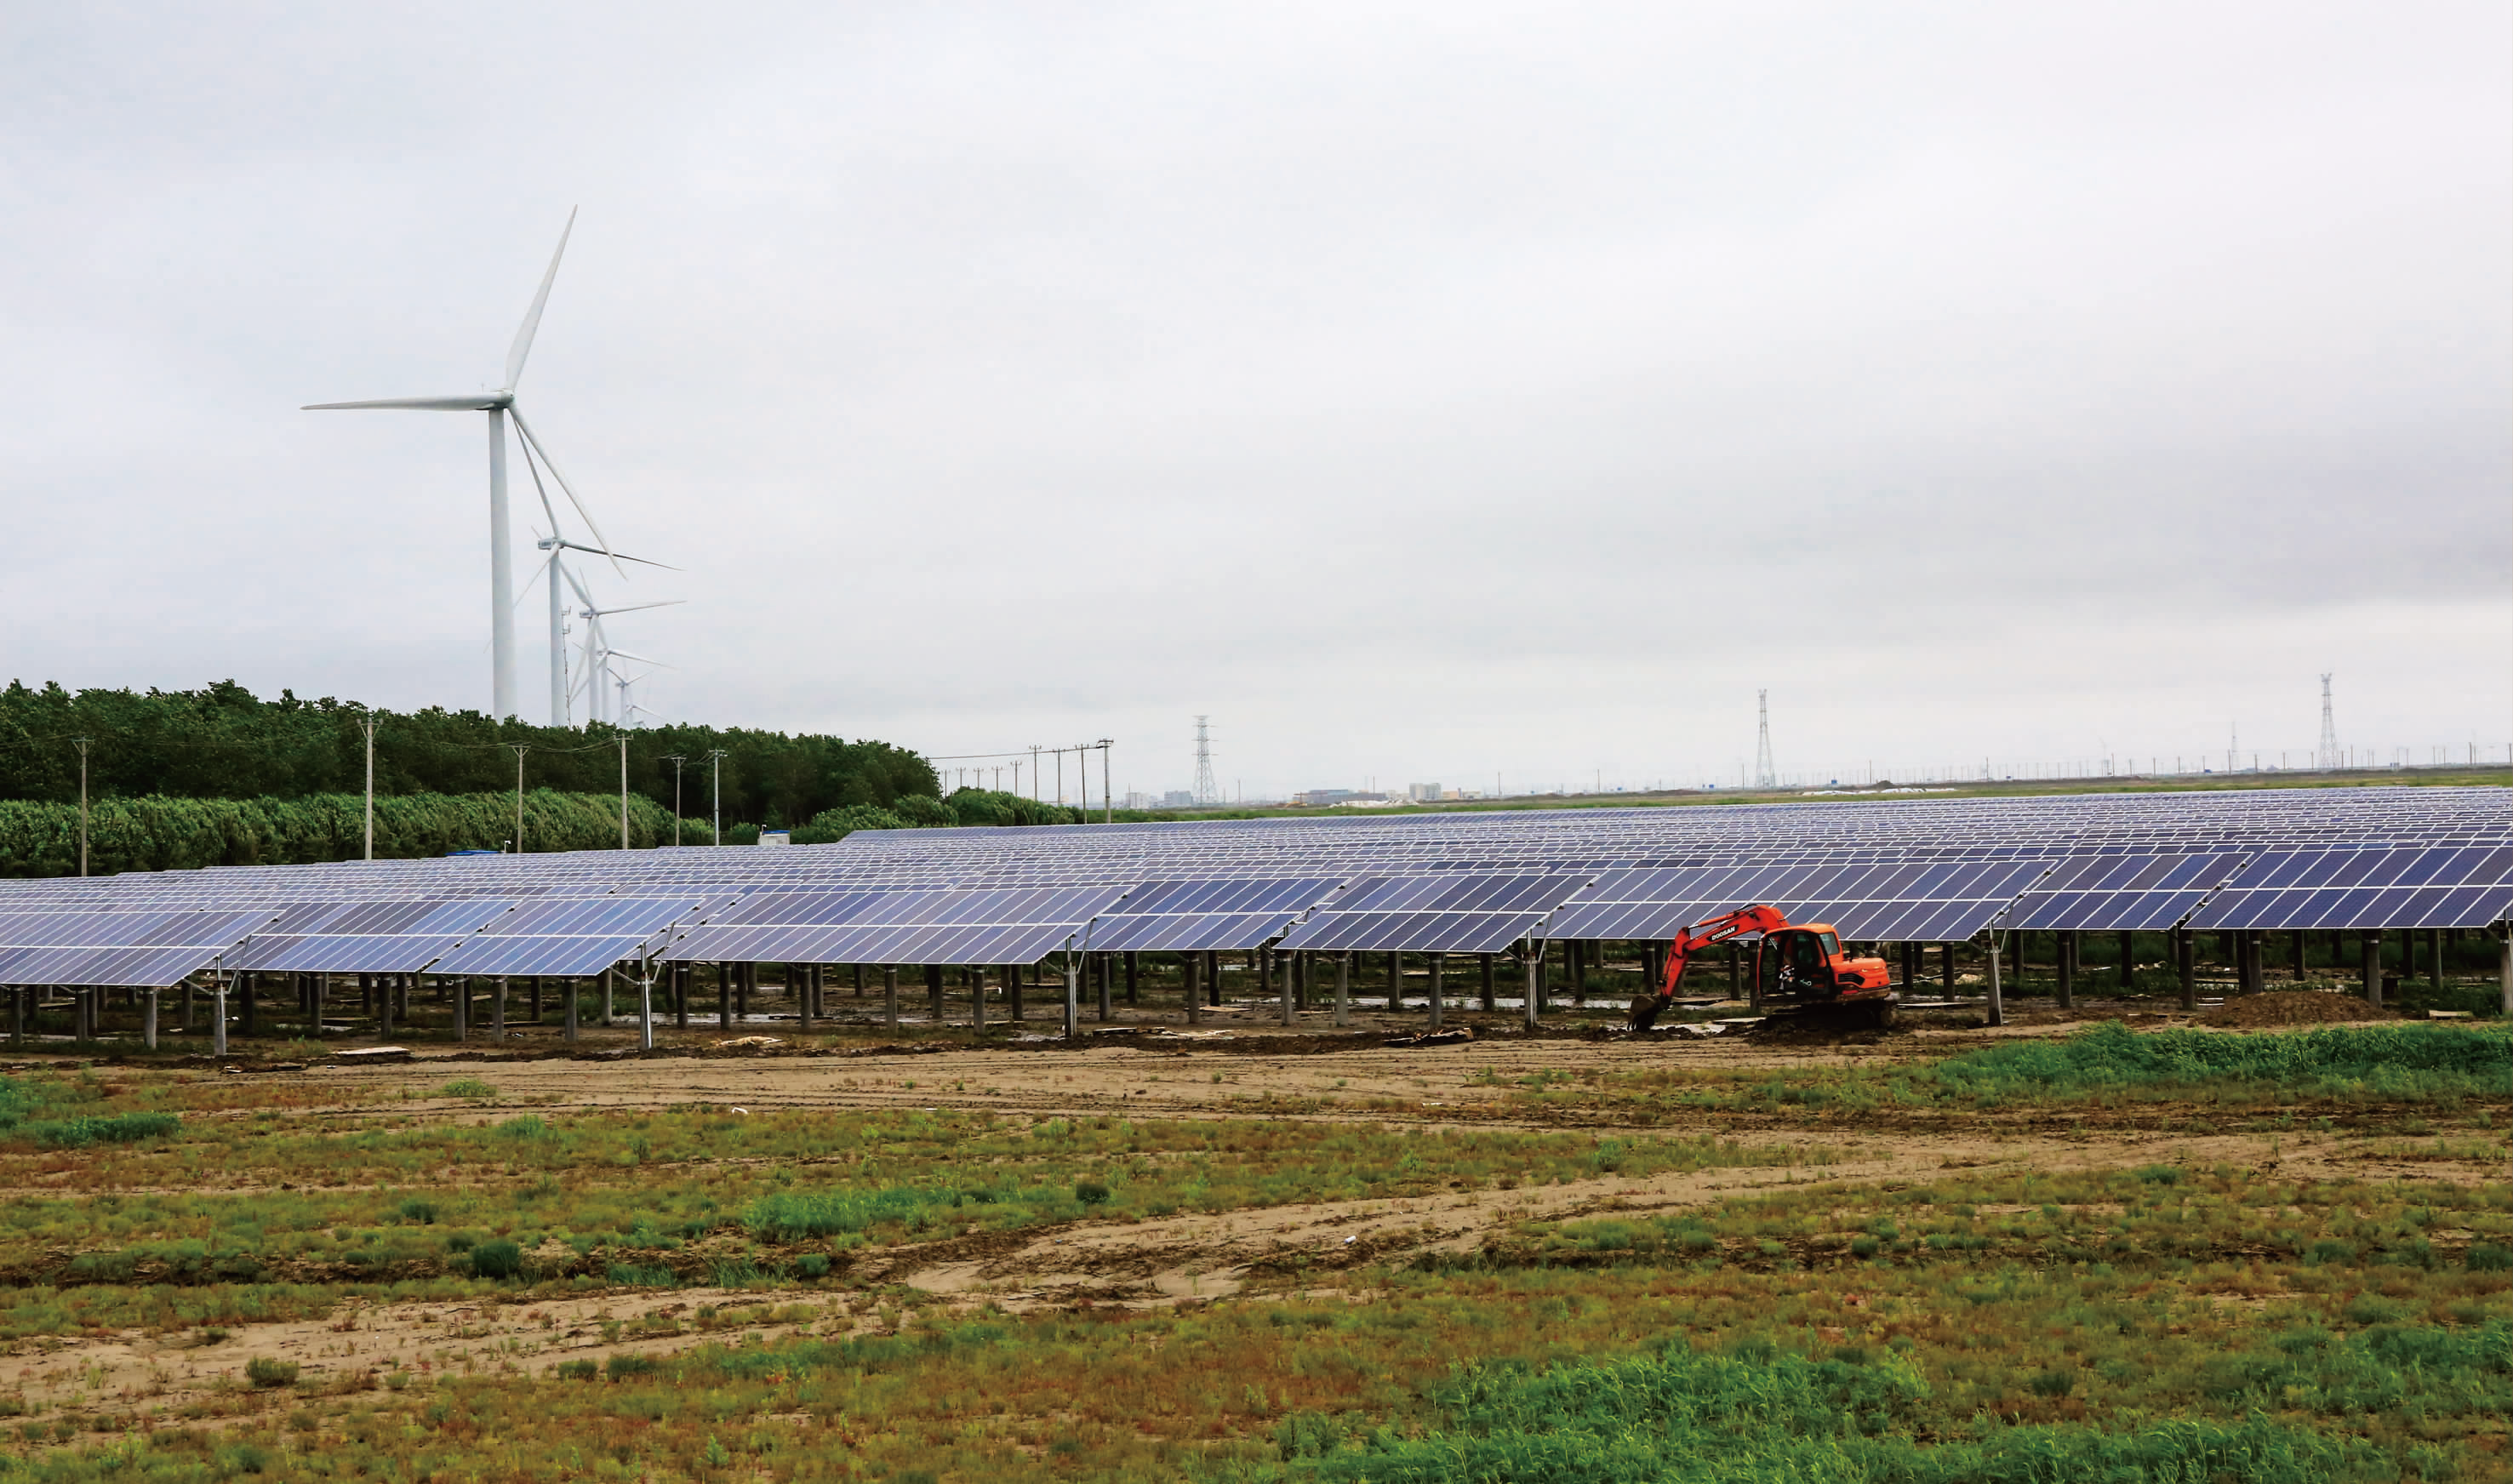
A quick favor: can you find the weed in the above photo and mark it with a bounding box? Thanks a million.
[243,1357,299,1389]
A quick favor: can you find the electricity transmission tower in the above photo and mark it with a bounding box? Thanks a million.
[2316,673,2339,769]
[1191,716,1219,806]
[1753,692,1777,789]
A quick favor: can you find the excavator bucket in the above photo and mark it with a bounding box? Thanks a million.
[1627,993,1664,1031]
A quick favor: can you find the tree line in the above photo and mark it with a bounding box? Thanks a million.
[0,680,938,828]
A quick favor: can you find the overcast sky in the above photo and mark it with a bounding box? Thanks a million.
[3,2,2506,802]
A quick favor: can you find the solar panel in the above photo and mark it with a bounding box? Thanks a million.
[428,896,705,978]
[2000,853,2249,932]
[0,908,284,988]
[1548,857,2060,943]
[1087,877,1341,952]
[1273,873,1589,954]
[2188,845,2513,930]
[665,884,1134,966]
[223,899,517,974]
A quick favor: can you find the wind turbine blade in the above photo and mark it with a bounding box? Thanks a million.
[587,599,685,616]
[560,562,600,609]
[507,405,623,578]
[302,395,500,411]
[513,427,564,539]
[556,539,680,571]
[604,651,674,669]
[504,206,576,391]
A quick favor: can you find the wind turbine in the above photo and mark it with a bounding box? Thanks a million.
[563,562,682,724]
[303,208,620,718]
[532,533,676,725]
[606,654,671,727]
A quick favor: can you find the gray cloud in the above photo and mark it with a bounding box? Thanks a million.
[2,1,2504,799]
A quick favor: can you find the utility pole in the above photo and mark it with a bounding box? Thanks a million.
[1099,738,1115,824]
[359,716,379,861]
[506,744,530,853]
[72,737,91,876]
[663,755,686,846]
[706,749,728,845]
[1030,745,1042,802]
[1055,748,1064,809]
[616,733,631,848]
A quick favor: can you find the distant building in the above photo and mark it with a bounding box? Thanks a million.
[1405,782,1443,802]
[757,830,791,848]
[1160,791,1195,808]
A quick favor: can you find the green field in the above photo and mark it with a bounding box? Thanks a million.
[0,1019,2506,1480]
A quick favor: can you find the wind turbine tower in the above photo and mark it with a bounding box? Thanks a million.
[2317,673,2339,769]
[1753,691,1777,789]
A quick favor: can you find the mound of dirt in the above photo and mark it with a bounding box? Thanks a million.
[2202,990,2396,1028]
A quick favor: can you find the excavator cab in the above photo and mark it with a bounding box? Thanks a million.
[1758,926,1894,1009]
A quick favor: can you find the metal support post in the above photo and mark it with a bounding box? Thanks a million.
[564,975,578,1042]
[1184,953,1201,1025]
[2500,928,2511,1017]
[1985,936,2004,1027]
[1064,955,1079,1039]
[379,971,394,1040]
[1479,952,1496,1013]
[212,979,228,1057]
[1281,951,1295,1026]
[2118,932,2135,993]
[2057,930,2076,1009]
[927,964,944,1020]
[1335,952,1351,1027]
[2363,932,2382,1007]
[800,965,815,1033]
[1125,951,1139,1006]
[883,966,900,1031]
[637,962,656,1050]
[2431,928,2444,990]
[1096,953,1111,1022]
[972,964,986,1032]
[1524,947,1542,1030]
[1426,954,1443,1031]
[144,989,157,1050]
[453,977,466,1042]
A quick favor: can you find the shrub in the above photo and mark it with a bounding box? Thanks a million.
[243,1357,300,1389]
[796,1253,831,1279]
[555,1360,597,1381]
[1076,1181,1112,1207]
[605,1354,659,1381]
[469,1240,523,1279]
[397,1200,438,1225]
[439,1078,497,1099]
[2468,1242,2513,1272]
[25,1112,179,1148]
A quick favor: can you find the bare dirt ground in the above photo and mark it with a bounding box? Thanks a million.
[9,1010,2487,1439]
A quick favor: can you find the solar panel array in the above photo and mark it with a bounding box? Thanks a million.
[0,785,2504,986]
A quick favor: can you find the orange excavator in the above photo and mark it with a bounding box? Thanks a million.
[1627,905,1897,1031]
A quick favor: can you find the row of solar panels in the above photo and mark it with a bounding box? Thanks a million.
[7,786,2510,910]
[4,836,2510,990]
